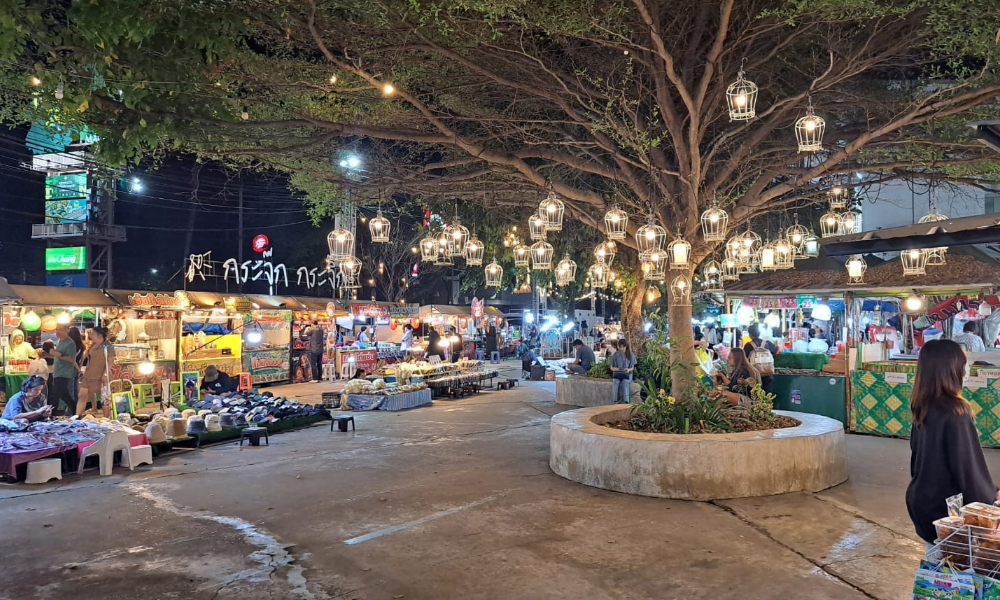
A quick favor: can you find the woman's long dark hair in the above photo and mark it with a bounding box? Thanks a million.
[68,326,85,364]
[912,339,969,428]
[728,347,757,381]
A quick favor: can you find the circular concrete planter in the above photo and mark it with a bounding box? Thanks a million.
[554,376,642,407]
[550,406,847,501]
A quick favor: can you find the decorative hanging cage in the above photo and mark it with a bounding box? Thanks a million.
[669,275,692,306]
[794,100,826,152]
[739,248,759,274]
[555,255,577,286]
[513,242,531,268]
[774,236,795,270]
[820,211,842,238]
[339,256,363,289]
[484,259,503,287]
[327,227,355,261]
[828,185,849,210]
[667,234,692,270]
[740,228,762,253]
[435,235,454,266]
[839,210,862,235]
[802,231,820,258]
[595,240,617,266]
[539,191,565,232]
[369,209,391,243]
[726,67,758,121]
[420,233,439,262]
[514,274,533,294]
[528,214,547,240]
[918,209,949,266]
[758,239,778,271]
[636,214,667,256]
[588,260,610,289]
[721,258,740,281]
[846,254,867,285]
[464,234,484,266]
[901,248,929,276]
[786,217,809,256]
[700,203,730,242]
[603,205,628,240]
[645,285,662,304]
[530,240,554,270]
[702,260,724,292]
[641,251,667,282]
[726,235,744,262]
[443,217,470,257]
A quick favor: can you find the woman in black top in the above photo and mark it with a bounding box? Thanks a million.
[906,339,999,544]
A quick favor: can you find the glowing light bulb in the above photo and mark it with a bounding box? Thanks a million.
[905,295,923,312]
[330,75,338,84]
[139,359,155,375]
[646,231,655,240]
[547,204,556,213]
[805,119,816,131]
[611,214,619,222]
[909,249,920,259]
[246,329,263,344]
[30,76,41,87]
[56,312,71,325]
[383,83,395,95]
[735,94,746,106]
[709,213,719,222]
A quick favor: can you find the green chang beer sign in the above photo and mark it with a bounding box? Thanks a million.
[45,247,86,271]
[45,173,88,200]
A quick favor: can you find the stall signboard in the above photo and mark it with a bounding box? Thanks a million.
[126,292,189,311]
[388,305,420,318]
[719,313,737,328]
[2,312,20,328]
[351,303,389,319]
[243,348,291,384]
[344,349,379,374]
[797,295,817,309]
[45,247,86,271]
[742,296,761,308]
[45,199,89,224]
[45,172,87,200]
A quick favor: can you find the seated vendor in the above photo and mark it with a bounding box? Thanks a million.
[351,368,367,380]
[3,329,37,363]
[565,339,596,375]
[713,348,761,407]
[200,365,237,395]
[1,376,52,422]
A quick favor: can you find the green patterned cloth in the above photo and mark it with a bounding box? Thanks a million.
[852,370,1000,447]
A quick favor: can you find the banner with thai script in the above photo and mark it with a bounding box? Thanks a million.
[351,303,389,319]
[387,305,419,318]
[243,348,291,384]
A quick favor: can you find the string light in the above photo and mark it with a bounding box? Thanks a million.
[383,83,395,95]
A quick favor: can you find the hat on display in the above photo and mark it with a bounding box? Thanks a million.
[169,411,185,420]
[205,414,222,432]
[198,409,212,418]
[204,366,220,383]
[234,414,249,427]
[164,407,179,415]
[186,415,208,434]
[153,415,171,432]
[168,419,187,438]
[219,413,237,429]
[182,409,196,420]
[145,423,167,444]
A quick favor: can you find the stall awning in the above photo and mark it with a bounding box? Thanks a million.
[104,289,189,311]
[9,285,118,307]
[248,295,307,311]
[292,296,348,315]
[184,291,228,310]
[484,307,504,317]
[0,277,19,305]
[420,304,471,317]
[821,212,1000,256]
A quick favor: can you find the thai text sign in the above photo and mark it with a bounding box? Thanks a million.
[243,348,291,384]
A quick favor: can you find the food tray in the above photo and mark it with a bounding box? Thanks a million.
[931,525,1000,577]
[962,502,1000,530]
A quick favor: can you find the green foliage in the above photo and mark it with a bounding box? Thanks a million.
[748,385,779,429]
[586,360,611,379]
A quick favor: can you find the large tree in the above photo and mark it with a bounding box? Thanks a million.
[4,0,1000,393]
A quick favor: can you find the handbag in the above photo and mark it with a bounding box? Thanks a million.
[613,372,630,380]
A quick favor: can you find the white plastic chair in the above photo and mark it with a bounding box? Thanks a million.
[121,444,153,468]
[77,431,133,476]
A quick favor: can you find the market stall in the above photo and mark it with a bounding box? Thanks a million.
[241,296,303,386]
[372,359,500,398]
[102,290,187,392]
[289,296,343,383]
[179,292,243,381]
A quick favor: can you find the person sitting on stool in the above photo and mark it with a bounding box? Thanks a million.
[200,365,237,396]
[522,346,539,379]
[565,339,596,375]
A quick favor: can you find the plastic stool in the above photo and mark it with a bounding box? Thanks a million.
[25,458,62,484]
[490,351,501,364]
[133,384,155,409]
[331,416,355,432]
[323,363,338,381]
[240,427,269,447]
[122,444,153,468]
[475,350,485,360]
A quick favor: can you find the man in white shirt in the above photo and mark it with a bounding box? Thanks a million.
[955,321,987,353]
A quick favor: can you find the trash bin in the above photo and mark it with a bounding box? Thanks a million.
[771,373,847,426]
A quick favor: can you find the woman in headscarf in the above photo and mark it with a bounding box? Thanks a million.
[3,329,37,363]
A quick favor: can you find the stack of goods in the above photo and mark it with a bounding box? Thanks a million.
[916,500,1000,598]
[0,418,143,453]
[343,378,428,396]
[185,390,328,425]
[424,368,500,389]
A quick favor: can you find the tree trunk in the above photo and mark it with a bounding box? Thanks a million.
[619,281,645,354]
[668,299,696,398]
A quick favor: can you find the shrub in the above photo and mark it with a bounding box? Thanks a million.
[586,360,612,379]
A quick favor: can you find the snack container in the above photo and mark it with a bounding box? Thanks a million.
[962,503,1000,529]
[935,516,966,541]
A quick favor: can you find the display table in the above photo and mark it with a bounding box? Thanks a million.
[771,373,847,426]
[346,388,432,411]
[0,444,75,481]
[852,369,1000,447]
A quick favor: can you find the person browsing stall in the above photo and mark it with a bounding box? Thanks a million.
[743,323,778,393]
[565,339,596,375]
[49,324,78,416]
[200,365,237,395]
[1,376,52,422]
[306,320,325,383]
[400,324,414,350]
[955,321,987,353]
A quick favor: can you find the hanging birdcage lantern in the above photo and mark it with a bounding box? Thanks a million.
[444,217,470,256]
[839,210,862,235]
[464,234,484,266]
[327,227,355,261]
[484,258,503,287]
[539,191,565,231]
[786,216,809,256]
[603,205,628,240]
[828,185,849,210]
[669,275,692,306]
[740,228,761,253]
[588,260,610,289]
[369,209,391,243]
[636,214,667,256]
[722,258,740,281]
[820,211,842,238]
[919,208,949,266]
[641,251,666,282]
[339,255,362,288]
[726,235,744,262]
[774,236,794,270]
[645,285,662,304]
[555,254,577,286]
[758,240,778,271]
[700,203,729,242]
[435,235,453,266]
[514,274,533,294]
[901,248,928,276]
[513,242,531,268]
[702,260,724,292]
[420,233,439,262]
[846,255,867,285]
[667,234,692,270]
[803,231,820,258]
[530,240,554,270]
[595,240,617,267]
[726,67,758,121]
[794,100,825,152]
[528,214,547,240]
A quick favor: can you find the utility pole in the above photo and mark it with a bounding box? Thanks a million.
[237,177,244,292]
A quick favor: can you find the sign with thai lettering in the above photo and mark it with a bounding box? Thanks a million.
[351,303,389,318]
[387,305,419,318]
[45,172,87,200]
[243,348,291,384]
[126,292,189,311]
[45,247,85,271]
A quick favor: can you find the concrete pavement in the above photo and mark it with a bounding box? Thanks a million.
[0,361,947,599]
